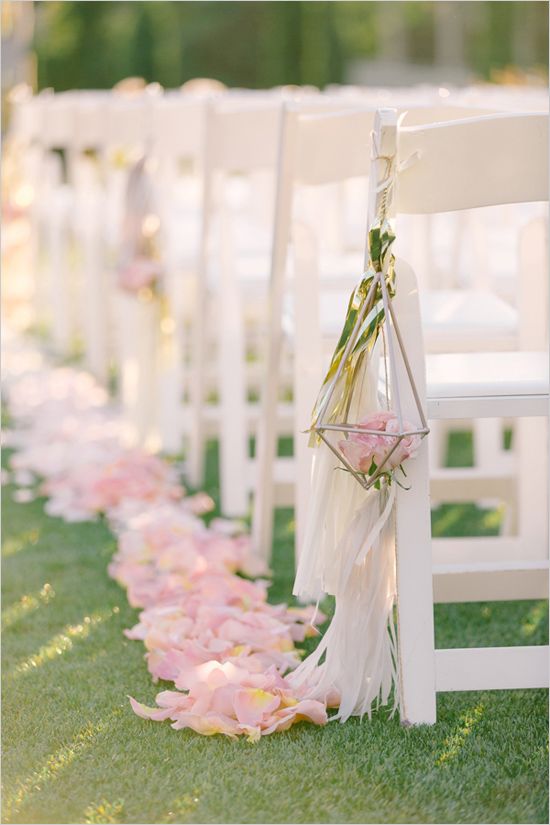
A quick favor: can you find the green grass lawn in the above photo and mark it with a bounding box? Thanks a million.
[2,439,548,825]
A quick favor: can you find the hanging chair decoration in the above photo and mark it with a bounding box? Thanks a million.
[117,153,175,347]
[116,153,178,449]
[289,109,428,721]
[117,155,165,299]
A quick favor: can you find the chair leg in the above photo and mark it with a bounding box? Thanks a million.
[395,438,437,725]
[117,293,139,447]
[186,276,206,488]
[157,328,184,455]
[81,206,109,384]
[292,222,323,565]
[251,112,296,561]
[136,299,160,449]
[218,212,249,517]
[251,400,278,562]
[392,258,437,725]
[48,203,72,356]
[517,415,548,556]
[187,151,213,490]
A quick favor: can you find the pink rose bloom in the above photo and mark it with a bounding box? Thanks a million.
[339,411,421,476]
[118,256,160,293]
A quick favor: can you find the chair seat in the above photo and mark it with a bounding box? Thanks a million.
[316,288,517,350]
[425,351,548,418]
[208,249,518,355]
[421,290,517,351]
[426,351,548,398]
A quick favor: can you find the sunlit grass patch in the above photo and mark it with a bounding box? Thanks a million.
[432,502,503,538]
[435,703,485,767]
[2,583,56,629]
[3,711,122,821]
[2,527,40,558]
[163,791,201,823]
[83,798,125,824]
[9,607,118,678]
[522,602,549,639]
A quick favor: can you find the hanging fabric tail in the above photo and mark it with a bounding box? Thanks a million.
[290,337,401,720]
[290,482,398,721]
[293,337,381,603]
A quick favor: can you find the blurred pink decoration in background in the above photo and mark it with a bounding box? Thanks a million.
[117,256,160,293]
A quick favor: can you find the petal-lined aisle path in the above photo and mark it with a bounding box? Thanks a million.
[3,330,549,825]
[3,330,329,741]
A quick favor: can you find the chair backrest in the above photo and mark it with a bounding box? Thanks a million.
[291,105,499,188]
[151,94,207,160]
[293,108,375,187]
[396,113,549,214]
[105,94,154,150]
[381,108,549,405]
[37,91,77,150]
[7,90,41,145]
[207,100,283,172]
[73,91,111,151]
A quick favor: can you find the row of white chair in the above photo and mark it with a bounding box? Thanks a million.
[6,83,549,725]
[9,84,547,543]
[8,90,549,559]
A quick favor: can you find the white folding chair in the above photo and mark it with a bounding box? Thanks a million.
[382,109,549,723]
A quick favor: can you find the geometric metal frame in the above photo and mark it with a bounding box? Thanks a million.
[310,108,430,491]
[311,266,429,491]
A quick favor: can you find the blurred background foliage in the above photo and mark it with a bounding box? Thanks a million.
[3,1,548,95]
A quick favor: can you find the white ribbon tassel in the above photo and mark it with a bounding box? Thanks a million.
[291,341,400,721]
[290,482,398,722]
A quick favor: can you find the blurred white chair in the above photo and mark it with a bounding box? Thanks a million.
[29,91,77,355]
[71,92,113,382]
[191,94,367,512]
[190,99,283,510]
[150,94,208,455]
[100,91,158,447]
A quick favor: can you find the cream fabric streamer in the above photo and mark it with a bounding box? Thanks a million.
[290,266,401,723]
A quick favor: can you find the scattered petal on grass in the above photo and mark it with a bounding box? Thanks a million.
[13,488,35,503]
[4,342,329,738]
[14,468,35,486]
